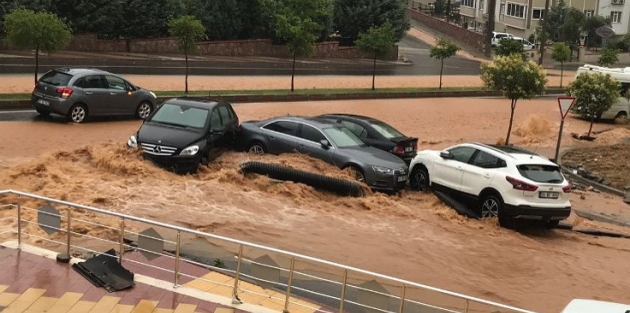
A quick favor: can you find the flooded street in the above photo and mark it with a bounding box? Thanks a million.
[2,97,630,312]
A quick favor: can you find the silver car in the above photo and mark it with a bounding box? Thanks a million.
[31,68,157,123]
[236,116,409,192]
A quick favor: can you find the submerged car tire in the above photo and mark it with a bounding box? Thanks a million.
[345,165,365,183]
[136,101,153,120]
[409,166,430,192]
[67,103,88,123]
[481,195,514,229]
[247,141,267,154]
[240,161,364,197]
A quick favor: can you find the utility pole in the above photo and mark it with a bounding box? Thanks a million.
[485,0,497,58]
[538,0,551,65]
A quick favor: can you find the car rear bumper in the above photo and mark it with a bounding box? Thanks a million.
[503,204,571,220]
[143,154,200,174]
[31,94,70,115]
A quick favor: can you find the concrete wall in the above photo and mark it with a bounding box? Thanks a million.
[407,8,486,52]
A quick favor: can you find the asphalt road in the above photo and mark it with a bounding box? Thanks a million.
[0,34,482,76]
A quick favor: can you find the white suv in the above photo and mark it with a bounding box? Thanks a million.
[408,142,572,228]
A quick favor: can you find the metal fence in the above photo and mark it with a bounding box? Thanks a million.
[0,189,540,313]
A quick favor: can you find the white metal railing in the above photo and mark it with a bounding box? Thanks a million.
[0,189,541,313]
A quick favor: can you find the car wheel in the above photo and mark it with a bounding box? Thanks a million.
[347,166,365,183]
[247,142,267,154]
[136,101,152,120]
[480,196,501,219]
[615,111,628,124]
[35,108,50,117]
[409,166,429,192]
[67,104,88,123]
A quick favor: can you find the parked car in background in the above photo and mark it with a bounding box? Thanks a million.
[575,64,630,121]
[491,31,514,47]
[32,68,157,123]
[236,116,409,192]
[512,36,536,50]
[409,142,572,228]
[561,299,630,313]
[127,98,240,174]
[316,114,418,164]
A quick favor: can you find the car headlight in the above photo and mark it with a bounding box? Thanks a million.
[179,145,199,156]
[127,135,137,148]
[149,91,157,98]
[372,165,392,174]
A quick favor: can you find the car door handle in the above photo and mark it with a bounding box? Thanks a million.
[268,136,275,141]
[85,91,93,95]
[483,173,492,178]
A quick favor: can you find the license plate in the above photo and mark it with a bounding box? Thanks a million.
[37,99,50,106]
[539,191,559,199]
[397,176,407,182]
[405,147,414,153]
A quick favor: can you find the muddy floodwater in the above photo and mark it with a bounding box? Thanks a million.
[1,97,630,312]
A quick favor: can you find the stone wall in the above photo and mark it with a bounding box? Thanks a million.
[37,33,399,60]
[407,8,485,53]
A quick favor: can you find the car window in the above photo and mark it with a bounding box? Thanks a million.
[447,146,476,163]
[217,106,232,126]
[322,127,364,148]
[368,120,405,139]
[105,75,127,90]
[263,121,299,136]
[39,71,73,86]
[74,75,106,89]
[299,124,326,143]
[472,151,506,169]
[517,164,564,183]
[340,121,368,138]
[210,109,222,130]
[148,103,209,129]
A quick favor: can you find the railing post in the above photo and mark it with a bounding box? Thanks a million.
[66,207,72,256]
[283,258,296,313]
[339,269,348,313]
[232,244,244,304]
[464,300,470,313]
[398,284,406,313]
[16,196,22,250]
[118,218,125,264]
[173,230,181,288]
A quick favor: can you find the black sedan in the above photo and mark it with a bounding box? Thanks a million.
[316,114,418,163]
[235,116,409,192]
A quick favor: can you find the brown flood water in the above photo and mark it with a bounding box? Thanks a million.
[1,97,630,312]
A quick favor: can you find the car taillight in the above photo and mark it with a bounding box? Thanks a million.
[392,145,404,154]
[506,176,538,191]
[56,87,73,99]
[562,184,572,193]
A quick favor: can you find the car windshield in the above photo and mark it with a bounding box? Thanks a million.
[39,71,72,86]
[323,127,365,148]
[148,103,209,129]
[369,120,405,139]
[517,164,564,183]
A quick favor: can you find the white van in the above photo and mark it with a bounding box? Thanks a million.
[561,299,630,313]
[491,31,514,47]
[575,64,630,120]
[512,36,536,50]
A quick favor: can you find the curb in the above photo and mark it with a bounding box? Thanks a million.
[573,209,630,229]
[558,148,627,197]
[0,88,567,111]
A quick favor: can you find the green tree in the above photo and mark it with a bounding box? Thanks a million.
[333,0,410,43]
[598,48,619,67]
[567,72,620,136]
[3,8,71,85]
[551,42,571,87]
[480,54,547,145]
[121,0,173,38]
[429,38,460,89]
[54,0,124,38]
[546,0,568,42]
[558,8,585,45]
[168,15,206,94]
[276,0,331,91]
[433,0,446,16]
[495,37,526,59]
[355,21,396,90]
[584,15,611,48]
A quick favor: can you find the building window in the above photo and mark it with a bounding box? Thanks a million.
[461,0,475,7]
[506,3,526,19]
[584,10,594,18]
[611,11,622,23]
[532,9,543,19]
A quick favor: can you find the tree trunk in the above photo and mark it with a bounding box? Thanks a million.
[538,0,551,65]
[485,0,496,57]
[34,45,40,86]
[505,99,517,145]
[560,62,564,88]
[291,52,296,92]
[439,58,444,89]
[185,50,189,94]
[588,114,595,137]
[372,52,377,90]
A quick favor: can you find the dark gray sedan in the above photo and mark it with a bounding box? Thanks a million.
[31,68,157,123]
[236,116,409,192]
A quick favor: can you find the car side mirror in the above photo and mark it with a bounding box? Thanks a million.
[440,151,453,159]
[320,139,330,149]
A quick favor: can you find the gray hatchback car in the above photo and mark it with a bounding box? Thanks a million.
[236,116,409,192]
[31,68,157,123]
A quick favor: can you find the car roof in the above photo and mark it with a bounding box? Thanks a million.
[162,97,222,109]
[465,142,556,165]
[53,67,113,76]
[268,115,340,128]
[318,113,379,123]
